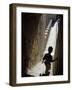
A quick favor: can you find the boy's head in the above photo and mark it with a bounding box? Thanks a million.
[48,46,53,53]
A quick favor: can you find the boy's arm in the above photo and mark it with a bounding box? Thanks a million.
[42,54,46,63]
[51,57,58,62]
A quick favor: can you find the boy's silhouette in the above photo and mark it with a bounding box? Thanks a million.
[43,46,56,75]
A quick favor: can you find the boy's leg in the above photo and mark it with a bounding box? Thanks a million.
[45,64,50,75]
